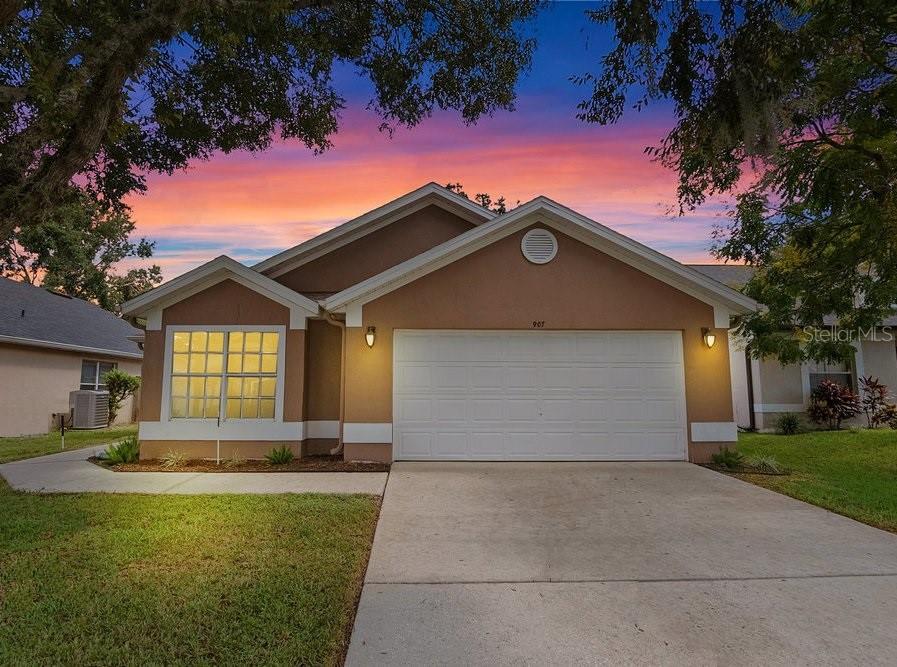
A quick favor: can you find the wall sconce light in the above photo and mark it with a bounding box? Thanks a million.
[365,326,376,348]
[702,328,716,349]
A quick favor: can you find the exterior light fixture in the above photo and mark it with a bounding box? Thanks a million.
[702,328,716,349]
[365,326,376,348]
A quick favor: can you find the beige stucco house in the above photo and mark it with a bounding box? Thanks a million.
[689,265,897,431]
[122,183,760,462]
[0,277,143,437]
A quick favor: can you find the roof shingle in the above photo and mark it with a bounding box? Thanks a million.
[0,277,142,358]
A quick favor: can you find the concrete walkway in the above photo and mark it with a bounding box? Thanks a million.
[347,462,897,665]
[0,447,387,495]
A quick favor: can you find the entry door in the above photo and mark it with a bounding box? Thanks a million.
[393,330,687,461]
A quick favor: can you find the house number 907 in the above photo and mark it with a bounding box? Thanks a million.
[532,320,545,328]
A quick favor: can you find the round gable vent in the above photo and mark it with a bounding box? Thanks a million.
[521,228,558,264]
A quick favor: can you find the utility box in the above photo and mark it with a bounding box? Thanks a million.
[69,390,109,429]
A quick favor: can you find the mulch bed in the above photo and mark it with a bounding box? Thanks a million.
[701,463,789,476]
[91,455,390,473]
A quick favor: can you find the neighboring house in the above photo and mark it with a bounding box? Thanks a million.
[690,265,897,430]
[0,277,143,437]
[122,183,758,463]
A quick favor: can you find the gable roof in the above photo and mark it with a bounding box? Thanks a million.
[323,197,759,322]
[121,255,319,329]
[688,264,756,290]
[0,277,143,359]
[253,182,495,278]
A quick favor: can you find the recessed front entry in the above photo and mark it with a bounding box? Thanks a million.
[392,330,687,460]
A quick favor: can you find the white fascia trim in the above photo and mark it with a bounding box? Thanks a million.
[122,256,319,328]
[323,198,759,316]
[254,183,495,277]
[754,403,806,413]
[690,421,738,442]
[343,423,393,444]
[305,420,340,439]
[0,333,143,360]
[345,302,363,328]
[139,420,305,441]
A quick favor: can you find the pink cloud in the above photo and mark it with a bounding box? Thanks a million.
[126,106,726,278]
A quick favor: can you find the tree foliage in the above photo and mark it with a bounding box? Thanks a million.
[0,192,162,312]
[581,0,897,363]
[444,182,516,214]
[1,0,539,239]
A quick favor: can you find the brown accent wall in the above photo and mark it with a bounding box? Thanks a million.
[343,226,734,462]
[304,319,342,421]
[139,279,306,459]
[140,440,301,460]
[275,205,476,293]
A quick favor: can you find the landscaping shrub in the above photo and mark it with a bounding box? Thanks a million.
[806,380,861,430]
[161,450,187,468]
[265,445,295,465]
[101,369,141,425]
[859,376,893,428]
[711,447,745,469]
[747,455,783,474]
[105,436,139,464]
[223,450,246,468]
[775,413,801,435]
[880,404,897,429]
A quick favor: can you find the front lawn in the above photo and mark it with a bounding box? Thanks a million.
[0,480,379,665]
[0,424,137,464]
[737,430,897,533]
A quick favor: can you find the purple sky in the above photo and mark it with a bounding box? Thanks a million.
[127,2,731,278]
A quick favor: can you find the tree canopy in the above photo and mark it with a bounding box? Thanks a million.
[1,0,538,235]
[581,0,897,362]
[1,0,538,309]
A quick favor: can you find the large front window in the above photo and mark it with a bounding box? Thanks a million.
[169,330,280,420]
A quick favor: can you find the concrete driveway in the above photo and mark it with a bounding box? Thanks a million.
[347,462,897,665]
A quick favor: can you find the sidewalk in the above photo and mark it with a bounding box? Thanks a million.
[0,447,387,495]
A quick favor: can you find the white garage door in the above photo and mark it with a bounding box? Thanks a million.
[393,330,687,461]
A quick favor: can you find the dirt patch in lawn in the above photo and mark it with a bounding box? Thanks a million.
[92,454,390,473]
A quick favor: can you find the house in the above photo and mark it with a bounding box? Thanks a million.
[0,277,143,436]
[122,183,758,462]
[690,265,897,431]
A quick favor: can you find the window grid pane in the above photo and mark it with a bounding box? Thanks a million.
[170,330,279,420]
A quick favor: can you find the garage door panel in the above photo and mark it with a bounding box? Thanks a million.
[470,365,503,389]
[393,331,686,461]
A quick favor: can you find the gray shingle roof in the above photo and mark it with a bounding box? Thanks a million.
[687,264,756,290]
[0,277,142,358]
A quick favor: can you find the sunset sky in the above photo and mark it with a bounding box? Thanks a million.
[127,2,731,279]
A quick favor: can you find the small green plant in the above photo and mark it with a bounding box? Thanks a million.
[161,450,187,468]
[105,435,139,464]
[711,447,745,469]
[265,445,295,465]
[775,413,800,436]
[223,450,246,468]
[747,455,783,474]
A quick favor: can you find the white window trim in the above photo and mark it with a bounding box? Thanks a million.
[161,325,287,426]
[80,359,117,390]
[800,345,860,404]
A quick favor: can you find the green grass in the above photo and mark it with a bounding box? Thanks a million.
[737,429,897,533]
[0,480,379,665]
[0,424,137,463]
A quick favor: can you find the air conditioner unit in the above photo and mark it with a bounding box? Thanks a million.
[69,390,109,429]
